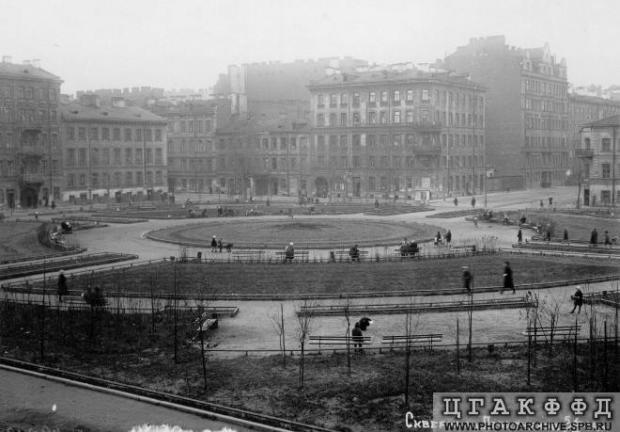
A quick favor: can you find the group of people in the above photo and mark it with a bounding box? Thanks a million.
[57,270,106,307]
[433,230,452,247]
[590,228,616,248]
[210,236,233,253]
[461,261,514,294]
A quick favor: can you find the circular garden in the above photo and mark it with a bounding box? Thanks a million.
[146,217,442,249]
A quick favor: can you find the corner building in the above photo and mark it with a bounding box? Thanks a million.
[307,66,486,200]
[60,95,168,203]
[444,36,570,189]
[0,59,62,208]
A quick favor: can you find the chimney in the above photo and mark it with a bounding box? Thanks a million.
[111,97,126,108]
[79,93,101,108]
[2,56,12,63]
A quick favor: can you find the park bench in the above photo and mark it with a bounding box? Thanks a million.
[333,249,370,261]
[274,250,310,261]
[308,335,372,352]
[451,244,477,252]
[381,333,443,351]
[231,250,264,261]
[522,325,581,343]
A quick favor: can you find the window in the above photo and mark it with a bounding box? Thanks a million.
[78,127,86,140]
[125,148,133,164]
[145,129,152,141]
[124,128,132,142]
[406,90,414,103]
[79,174,86,186]
[330,94,337,107]
[352,155,360,168]
[125,172,133,187]
[340,113,347,126]
[113,128,121,141]
[369,111,377,124]
[78,149,86,167]
[602,163,611,178]
[102,148,110,165]
[380,91,388,105]
[92,173,99,188]
[368,176,376,191]
[317,94,324,107]
[66,127,75,141]
[368,156,376,167]
[329,113,337,126]
[280,137,287,150]
[155,129,162,142]
[146,148,153,163]
[353,112,360,125]
[602,138,611,152]
[369,92,376,105]
[135,148,143,164]
[340,93,348,107]
[422,89,430,101]
[317,114,325,126]
[155,148,163,164]
[406,110,414,123]
[393,90,400,103]
[66,149,75,167]
[393,111,401,124]
[380,112,387,124]
[102,127,110,141]
[67,174,75,187]
[89,127,98,141]
[352,93,360,107]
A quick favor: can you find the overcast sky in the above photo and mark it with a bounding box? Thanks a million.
[2,0,618,95]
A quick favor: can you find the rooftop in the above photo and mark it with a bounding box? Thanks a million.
[61,101,166,124]
[0,62,62,82]
[582,115,620,128]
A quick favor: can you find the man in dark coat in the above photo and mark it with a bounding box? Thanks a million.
[590,228,598,246]
[349,244,360,262]
[352,322,364,353]
[571,286,584,314]
[57,270,68,302]
[211,235,217,252]
[285,242,295,262]
[445,230,452,245]
[502,261,515,294]
[517,229,523,244]
[462,266,473,293]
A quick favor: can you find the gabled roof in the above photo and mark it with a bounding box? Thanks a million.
[61,102,166,124]
[0,62,62,82]
[582,115,620,129]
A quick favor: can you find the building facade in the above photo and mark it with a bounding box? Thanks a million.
[60,95,168,203]
[151,101,218,194]
[0,58,63,208]
[444,36,570,189]
[579,115,619,207]
[307,66,486,200]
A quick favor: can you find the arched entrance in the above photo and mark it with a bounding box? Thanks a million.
[20,187,39,208]
[314,177,328,198]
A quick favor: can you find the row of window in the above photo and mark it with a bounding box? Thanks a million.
[0,107,58,123]
[0,133,59,150]
[316,89,484,111]
[522,79,567,98]
[65,147,163,167]
[525,152,569,168]
[313,154,482,170]
[316,133,483,151]
[66,171,164,188]
[0,159,60,177]
[525,115,568,131]
[523,97,567,114]
[65,126,163,142]
[584,137,618,152]
[167,139,213,154]
[168,118,214,134]
[0,85,59,101]
[316,110,483,128]
[525,136,568,148]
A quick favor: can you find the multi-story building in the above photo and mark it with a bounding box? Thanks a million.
[216,119,312,197]
[0,58,63,208]
[307,65,486,200]
[578,115,619,207]
[151,100,219,194]
[444,36,570,189]
[60,94,168,203]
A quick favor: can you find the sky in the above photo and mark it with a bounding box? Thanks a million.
[1,0,618,95]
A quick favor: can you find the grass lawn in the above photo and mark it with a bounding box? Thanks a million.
[509,211,619,241]
[0,221,61,262]
[45,254,619,298]
[2,300,617,432]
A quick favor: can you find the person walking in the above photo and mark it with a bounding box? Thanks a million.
[502,261,515,294]
[590,228,598,247]
[217,239,223,253]
[445,230,452,246]
[540,199,544,208]
[210,235,217,252]
[604,230,612,248]
[285,242,295,262]
[462,266,473,294]
[352,322,364,353]
[571,286,584,314]
[517,229,523,244]
[453,197,458,207]
[349,244,360,262]
[471,197,476,208]
[57,270,68,303]
[563,229,569,242]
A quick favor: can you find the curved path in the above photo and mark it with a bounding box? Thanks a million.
[0,366,251,431]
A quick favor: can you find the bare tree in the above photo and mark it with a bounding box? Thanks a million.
[270,303,287,368]
[296,300,315,389]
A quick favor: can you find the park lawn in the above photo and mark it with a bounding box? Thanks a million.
[59,254,619,298]
[0,221,60,262]
[508,211,619,241]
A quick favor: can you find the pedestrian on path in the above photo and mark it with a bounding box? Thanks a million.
[352,322,364,353]
[570,287,583,314]
[211,235,217,252]
[604,231,612,248]
[471,197,476,208]
[501,261,515,294]
[57,270,68,303]
[540,200,544,208]
[563,229,569,242]
[445,230,452,246]
[590,228,598,247]
[453,197,458,207]
[517,229,523,244]
[285,242,295,262]
[462,266,473,294]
